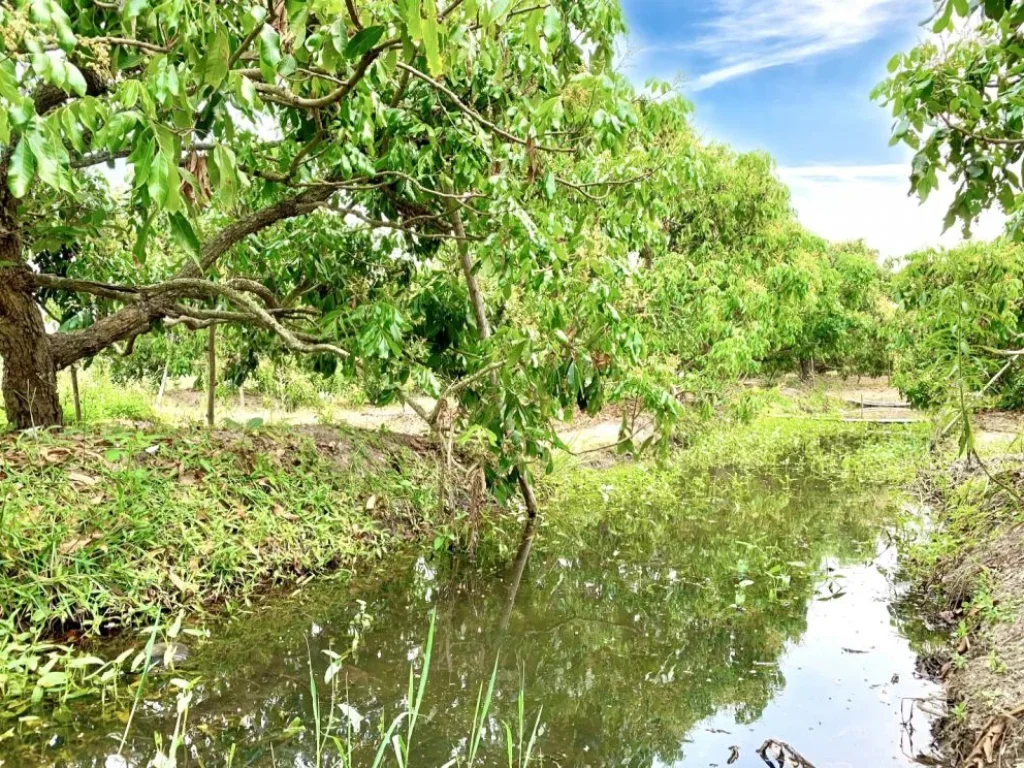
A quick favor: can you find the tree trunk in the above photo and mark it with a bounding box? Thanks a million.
[799,358,815,382]
[0,251,63,430]
[449,205,540,519]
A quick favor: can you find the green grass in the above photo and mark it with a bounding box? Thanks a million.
[0,425,442,637]
[682,414,932,484]
[0,423,447,717]
[902,464,1024,586]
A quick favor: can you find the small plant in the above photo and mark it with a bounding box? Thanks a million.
[951,701,968,722]
[986,650,1008,675]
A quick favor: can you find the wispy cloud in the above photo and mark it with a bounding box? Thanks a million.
[667,0,924,91]
[777,164,909,182]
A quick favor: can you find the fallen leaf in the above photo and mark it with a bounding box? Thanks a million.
[166,570,197,594]
[59,531,103,555]
[274,504,298,521]
[40,447,71,464]
[68,471,100,486]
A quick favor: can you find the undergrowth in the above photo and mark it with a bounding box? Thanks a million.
[684,414,931,484]
[0,424,442,718]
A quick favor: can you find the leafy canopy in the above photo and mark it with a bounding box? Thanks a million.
[875,0,1024,236]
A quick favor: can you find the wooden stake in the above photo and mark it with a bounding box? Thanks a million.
[69,365,82,422]
[206,325,216,427]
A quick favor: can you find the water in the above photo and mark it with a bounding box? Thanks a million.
[6,467,943,767]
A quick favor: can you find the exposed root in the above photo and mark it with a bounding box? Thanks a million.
[961,703,1024,768]
[757,739,818,768]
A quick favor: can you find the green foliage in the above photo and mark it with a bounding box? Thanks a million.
[621,138,890,396]
[0,425,440,637]
[0,0,895,490]
[673,413,931,486]
[768,240,892,377]
[875,0,1024,237]
[890,240,1024,408]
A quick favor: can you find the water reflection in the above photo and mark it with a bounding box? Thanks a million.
[7,469,940,767]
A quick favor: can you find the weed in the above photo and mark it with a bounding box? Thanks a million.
[986,650,1008,675]
[951,701,968,722]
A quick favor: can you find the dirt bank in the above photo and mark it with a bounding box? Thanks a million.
[914,460,1024,766]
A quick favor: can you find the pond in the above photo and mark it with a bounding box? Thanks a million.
[6,464,943,767]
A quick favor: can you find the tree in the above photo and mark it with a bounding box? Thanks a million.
[890,240,1024,408]
[763,239,891,380]
[7,0,738,516]
[875,0,1024,236]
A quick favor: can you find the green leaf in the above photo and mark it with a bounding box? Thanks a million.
[422,2,443,76]
[933,0,954,32]
[543,170,556,199]
[258,25,283,82]
[123,0,147,20]
[6,138,35,198]
[401,0,422,38]
[984,0,1005,19]
[168,212,201,258]
[37,671,68,689]
[542,6,561,41]
[201,29,231,87]
[345,25,385,58]
[65,63,88,97]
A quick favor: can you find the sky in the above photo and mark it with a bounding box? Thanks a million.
[617,0,1006,258]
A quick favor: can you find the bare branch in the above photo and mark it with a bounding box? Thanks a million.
[90,36,171,54]
[32,274,140,300]
[345,0,364,30]
[248,50,380,109]
[323,203,482,241]
[48,185,338,369]
[227,24,263,72]
[226,278,280,308]
[939,113,1024,147]
[71,142,216,170]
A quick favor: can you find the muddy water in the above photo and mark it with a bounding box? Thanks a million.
[10,469,942,767]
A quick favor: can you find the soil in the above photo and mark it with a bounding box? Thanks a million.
[923,468,1024,767]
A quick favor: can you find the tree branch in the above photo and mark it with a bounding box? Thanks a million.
[47,185,338,368]
[90,36,171,54]
[248,50,380,109]
[397,63,573,154]
[939,113,1024,147]
[345,0,364,30]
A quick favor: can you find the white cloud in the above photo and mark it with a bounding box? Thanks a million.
[778,164,1006,258]
[662,0,927,91]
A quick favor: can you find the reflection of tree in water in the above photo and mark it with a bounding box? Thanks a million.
[28,470,891,768]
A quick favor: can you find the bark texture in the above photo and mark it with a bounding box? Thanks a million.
[0,149,63,428]
[0,253,63,429]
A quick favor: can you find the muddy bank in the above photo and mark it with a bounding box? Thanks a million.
[912,459,1024,766]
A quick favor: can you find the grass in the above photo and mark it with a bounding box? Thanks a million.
[0,424,444,633]
[0,376,937,728]
[132,610,545,768]
[897,447,1024,763]
[682,412,932,484]
[0,422,446,718]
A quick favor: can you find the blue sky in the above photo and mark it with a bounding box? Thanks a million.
[616,0,1004,256]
